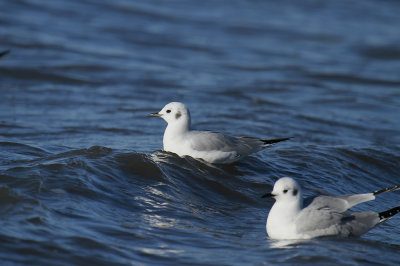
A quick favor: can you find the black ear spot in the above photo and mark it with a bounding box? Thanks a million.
[175,111,181,119]
[293,189,298,196]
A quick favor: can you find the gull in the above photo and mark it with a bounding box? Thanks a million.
[262,177,400,240]
[148,102,290,164]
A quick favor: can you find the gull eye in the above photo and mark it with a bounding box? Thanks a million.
[166,110,171,113]
[283,189,288,194]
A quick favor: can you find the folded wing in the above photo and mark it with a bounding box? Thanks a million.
[188,132,285,155]
[295,193,377,237]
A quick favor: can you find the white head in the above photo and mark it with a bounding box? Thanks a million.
[264,177,304,239]
[149,102,191,128]
[263,177,303,205]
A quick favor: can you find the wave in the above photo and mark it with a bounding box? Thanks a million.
[1,142,399,264]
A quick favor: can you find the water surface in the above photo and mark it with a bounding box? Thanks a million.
[1,0,400,265]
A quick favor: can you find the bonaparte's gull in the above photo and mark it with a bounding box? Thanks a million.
[148,102,290,164]
[263,177,400,239]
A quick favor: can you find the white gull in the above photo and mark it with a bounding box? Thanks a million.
[148,102,290,164]
[263,177,400,239]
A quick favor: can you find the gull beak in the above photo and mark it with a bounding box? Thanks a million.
[148,112,162,117]
[261,192,275,198]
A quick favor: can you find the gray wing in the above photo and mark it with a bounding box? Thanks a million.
[335,193,375,210]
[187,131,264,155]
[302,193,375,213]
[339,212,380,236]
[296,194,377,237]
[296,196,348,234]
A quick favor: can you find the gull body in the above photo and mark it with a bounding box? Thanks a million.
[263,177,400,240]
[149,102,290,164]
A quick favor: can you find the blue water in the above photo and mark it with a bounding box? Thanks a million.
[1,0,400,264]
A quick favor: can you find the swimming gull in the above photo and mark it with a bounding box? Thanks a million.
[262,177,400,239]
[148,102,290,164]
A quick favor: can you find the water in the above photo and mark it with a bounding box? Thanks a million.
[1,0,400,264]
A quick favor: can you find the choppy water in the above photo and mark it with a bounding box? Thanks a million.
[1,0,400,265]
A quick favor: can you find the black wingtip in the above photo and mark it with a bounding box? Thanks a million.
[262,137,292,145]
[0,50,10,58]
[379,206,400,222]
[373,185,400,196]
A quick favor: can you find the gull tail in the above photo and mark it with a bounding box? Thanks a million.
[373,185,400,196]
[379,206,400,222]
[261,137,291,146]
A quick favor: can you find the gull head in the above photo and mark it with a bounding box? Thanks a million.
[263,177,302,204]
[148,102,191,125]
